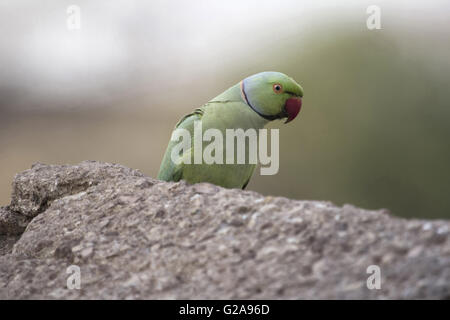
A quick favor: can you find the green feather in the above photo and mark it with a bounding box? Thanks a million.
[157,72,303,189]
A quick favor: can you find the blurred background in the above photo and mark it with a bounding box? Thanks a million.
[1,0,449,219]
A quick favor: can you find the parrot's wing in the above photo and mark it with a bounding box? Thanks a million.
[242,164,256,189]
[157,108,204,182]
[175,107,204,128]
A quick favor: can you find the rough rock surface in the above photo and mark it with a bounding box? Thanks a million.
[0,161,449,299]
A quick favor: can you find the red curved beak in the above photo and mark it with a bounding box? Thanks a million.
[284,97,302,124]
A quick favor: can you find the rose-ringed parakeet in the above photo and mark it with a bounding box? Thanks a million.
[157,71,303,189]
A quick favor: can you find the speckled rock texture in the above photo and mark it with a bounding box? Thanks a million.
[0,161,449,299]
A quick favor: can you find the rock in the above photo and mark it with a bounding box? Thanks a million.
[0,161,449,299]
[0,207,30,235]
[9,161,145,217]
[0,207,31,255]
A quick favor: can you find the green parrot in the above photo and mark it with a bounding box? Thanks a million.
[157,71,303,189]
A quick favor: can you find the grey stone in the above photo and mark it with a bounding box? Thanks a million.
[0,207,30,235]
[0,161,449,299]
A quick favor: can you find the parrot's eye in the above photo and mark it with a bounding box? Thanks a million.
[273,83,283,93]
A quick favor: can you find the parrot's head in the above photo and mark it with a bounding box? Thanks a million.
[240,71,304,124]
